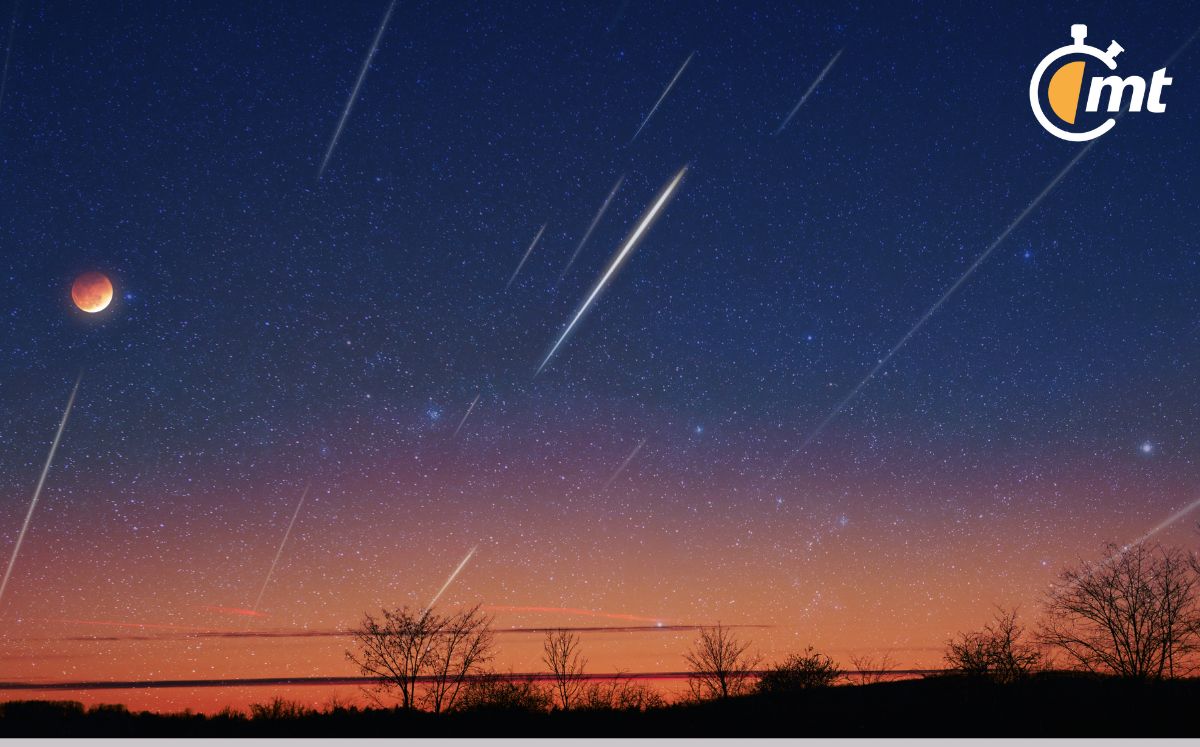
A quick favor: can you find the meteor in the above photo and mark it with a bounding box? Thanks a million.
[774,49,842,135]
[423,545,477,614]
[0,373,81,607]
[777,141,1097,474]
[317,0,396,178]
[1114,495,1200,559]
[630,51,694,143]
[203,606,269,618]
[776,24,1200,475]
[602,437,646,492]
[507,224,546,290]
[483,605,665,624]
[251,484,310,613]
[0,0,18,116]
[537,166,687,375]
[559,175,624,282]
[452,393,481,438]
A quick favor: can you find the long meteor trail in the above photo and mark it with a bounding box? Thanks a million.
[251,484,310,613]
[452,393,481,438]
[0,1,18,116]
[317,0,396,178]
[775,24,1200,474]
[602,438,646,492]
[537,166,687,375]
[774,49,842,135]
[507,224,546,290]
[778,141,1098,474]
[1115,495,1200,559]
[423,545,477,614]
[631,52,694,143]
[0,373,81,607]
[560,175,624,281]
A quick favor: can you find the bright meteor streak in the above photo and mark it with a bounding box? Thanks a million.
[452,393,481,438]
[507,224,546,290]
[0,0,18,117]
[251,484,310,613]
[560,175,624,281]
[423,545,478,614]
[630,51,694,143]
[0,373,81,607]
[602,438,646,492]
[537,166,687,375]
[483,605,665,624]
[775,24,1200,473]
[1116,495,1200,559]
[317,0,396,178]
[779,141,1098,475]
[774,49,842,135]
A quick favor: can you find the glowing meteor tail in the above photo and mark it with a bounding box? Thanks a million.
[317,0,396,178]
[507,225,546,290]
[631,52,694,143]
[777,141,1097,476]
[560,175,625,282]
[1115,495,1200,559]
[452,393,481,438]
[0,0,18,116]
[774,49,842,135]
[537,166,688,375]
[0,373,81,607]
[423,545,478,614]
[251,484,310,613]
[602,438,646,491]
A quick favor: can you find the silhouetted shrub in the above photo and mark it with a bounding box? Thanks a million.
[249,698,312,720]
[757,646,842,694]
[0,700,85,720]
[577,677,667,711]
[453,673,552,713]
[946,608,1042,683]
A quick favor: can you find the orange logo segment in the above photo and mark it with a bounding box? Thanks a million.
[1047,61,1085,125]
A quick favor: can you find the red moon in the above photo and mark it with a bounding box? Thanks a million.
[71,272,114,313]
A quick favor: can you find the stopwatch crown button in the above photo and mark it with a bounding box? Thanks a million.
[1071,24,1087,45]
[1107,41,1124,59]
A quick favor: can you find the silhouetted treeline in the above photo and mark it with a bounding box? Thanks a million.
[5,541,1197,736]
[3,673,1200,737]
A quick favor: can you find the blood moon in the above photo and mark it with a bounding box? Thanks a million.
[71,272,114,313]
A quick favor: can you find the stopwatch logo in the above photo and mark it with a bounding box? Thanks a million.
[1030,24,1173,141]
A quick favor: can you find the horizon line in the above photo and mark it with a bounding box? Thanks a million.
[0,670,947,692]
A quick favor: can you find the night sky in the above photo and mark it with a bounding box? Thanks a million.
[2,0,1200,711]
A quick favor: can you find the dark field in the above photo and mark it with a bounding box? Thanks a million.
[2,673,1197,738]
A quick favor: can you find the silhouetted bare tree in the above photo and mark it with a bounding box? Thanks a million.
[346,607,439,709]
[424,605,496,713]
[684,623,761,700]
[757,646,841,693]
[945,607,1042,683]
[1039,543,1200,679]
[848,651,896,685]
[542,629,587,710]
[346,604,495,712]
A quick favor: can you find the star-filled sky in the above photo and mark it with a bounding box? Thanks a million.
[2,0,1200,713]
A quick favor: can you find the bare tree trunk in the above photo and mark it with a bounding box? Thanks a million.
[347,605,495,711]
[684,623,761,700]
[1038,543,1200,679]
[543,629,587,710]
